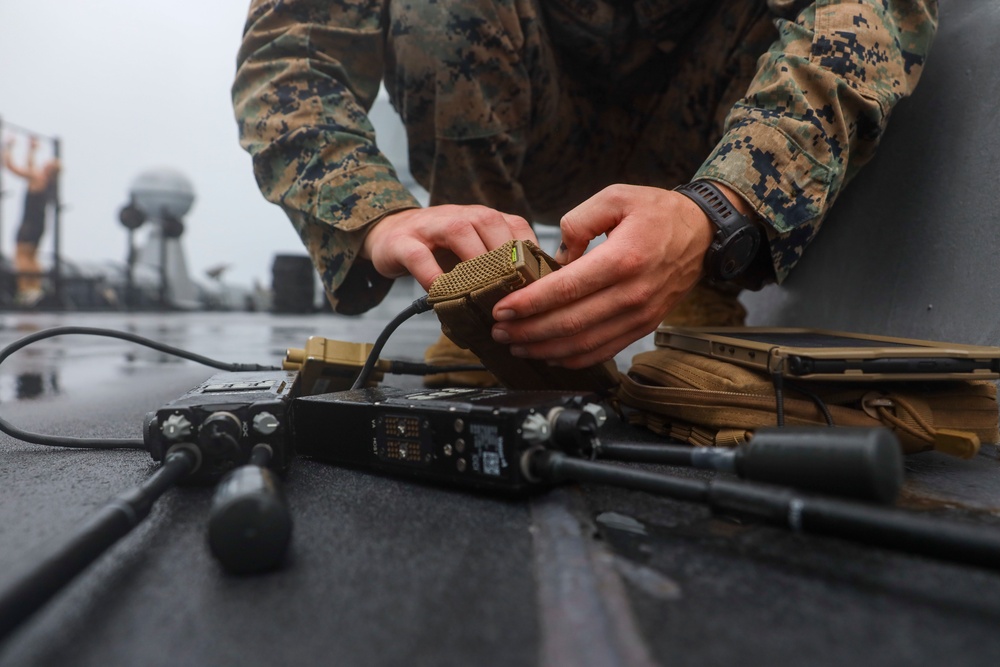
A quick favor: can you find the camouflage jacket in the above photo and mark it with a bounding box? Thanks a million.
[233,0,938,314]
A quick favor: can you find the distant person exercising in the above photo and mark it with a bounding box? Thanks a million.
[3,136,60,306]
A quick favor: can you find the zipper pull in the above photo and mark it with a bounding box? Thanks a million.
[932,429,981,459]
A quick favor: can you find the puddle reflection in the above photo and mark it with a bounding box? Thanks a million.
[14,371,58,400]
[0,310,445,403]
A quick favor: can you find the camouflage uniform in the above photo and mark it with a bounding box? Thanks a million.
[233,0,938,314]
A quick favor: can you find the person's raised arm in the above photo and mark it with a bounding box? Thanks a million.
[694,0,938,284]
[490,0,938,367]
[233,0,538,312]
[3,138,36,181]
[233,0,420,314]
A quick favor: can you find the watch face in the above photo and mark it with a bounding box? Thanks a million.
[717,226,760,281]
[676,180,762,284]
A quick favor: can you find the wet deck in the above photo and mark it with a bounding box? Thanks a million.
[0,304,998,667]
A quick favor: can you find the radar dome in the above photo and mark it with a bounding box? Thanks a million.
[129,168,195,219]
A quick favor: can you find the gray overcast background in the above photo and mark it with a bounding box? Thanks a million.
[0,0,416,292]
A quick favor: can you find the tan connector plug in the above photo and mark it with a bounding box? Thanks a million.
[283,337,387,396]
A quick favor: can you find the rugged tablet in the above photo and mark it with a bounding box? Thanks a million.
[654,326,1000,381]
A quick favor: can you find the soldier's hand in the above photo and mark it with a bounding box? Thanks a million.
[489,184,715,368]
[360,205,537,289]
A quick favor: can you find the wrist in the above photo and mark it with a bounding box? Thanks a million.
[358,222,381,261]
[358,207,419,260]
[674,180,762,286]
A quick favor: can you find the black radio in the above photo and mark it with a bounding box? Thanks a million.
[143,370,299,484]
[293,386,607,494]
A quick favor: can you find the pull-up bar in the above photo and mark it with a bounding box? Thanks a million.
[0,118,59,142]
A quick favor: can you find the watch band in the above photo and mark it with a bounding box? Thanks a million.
[675,180,761,284]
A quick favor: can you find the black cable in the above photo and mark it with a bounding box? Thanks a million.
[351,297,433,390]
[771,370,785,427]
[530,450,1000,572]
[0,326,280,450]
[770,372,838,428]
[785,381,836,426]
[595,441,696,467]
[535,449,708,502]
[0,447,197,641]
[767,343,834,426]
[249,442,273,467]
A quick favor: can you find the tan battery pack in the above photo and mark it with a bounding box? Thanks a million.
[427,239,620,393]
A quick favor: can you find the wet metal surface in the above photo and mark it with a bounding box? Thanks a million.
[531,490,657,667]
[901,447,1000,514]
[0,307,999,665]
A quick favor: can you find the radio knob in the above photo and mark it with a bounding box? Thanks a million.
[520,413,552,444]
[161,414,192,441]
[252,411,280,435]
[582,403,608,428]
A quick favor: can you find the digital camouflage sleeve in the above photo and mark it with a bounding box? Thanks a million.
[233,0,417,315]
[233,0,938,312]
[698,0,938,282]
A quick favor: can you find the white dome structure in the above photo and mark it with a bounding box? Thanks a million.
[128,167,200,309]
[129,167,195,220]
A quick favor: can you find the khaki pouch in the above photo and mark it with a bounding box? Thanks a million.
[619,347,999,458]
[427,239,620,394]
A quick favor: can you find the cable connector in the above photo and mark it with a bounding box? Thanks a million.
[283,337,387,395]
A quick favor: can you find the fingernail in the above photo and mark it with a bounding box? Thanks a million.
[495,309,516,321]
[492,328,511,344]
[510,345,527,357]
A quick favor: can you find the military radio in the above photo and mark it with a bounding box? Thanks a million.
[293,386,607,495]
[143,369,298,484]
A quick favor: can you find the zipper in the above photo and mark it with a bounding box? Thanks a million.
[629,362,771,394]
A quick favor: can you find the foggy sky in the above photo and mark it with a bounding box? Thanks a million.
[0,0,415,291]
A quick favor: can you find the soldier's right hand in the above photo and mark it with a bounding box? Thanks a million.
[359,205,537,289]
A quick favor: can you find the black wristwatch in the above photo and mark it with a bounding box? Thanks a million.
[675,180,761,284]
